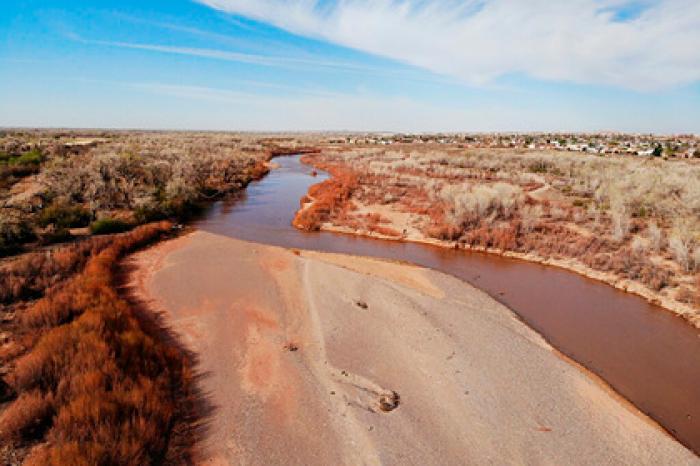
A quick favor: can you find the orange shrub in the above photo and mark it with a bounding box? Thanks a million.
[0,236,113,304]
[493,224,518,251]
[4,221,191,464]
[249,161,270,181]
[426,223,462,241]
[0,390,53,441]
[367,223,402,237]
[293,168,358,231]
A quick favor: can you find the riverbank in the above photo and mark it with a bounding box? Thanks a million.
[317,222,700,327]
[293,150,700,329]
[126,230,697,465]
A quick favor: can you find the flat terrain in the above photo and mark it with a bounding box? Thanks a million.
[296,148,700,325]
[127,231,697,465]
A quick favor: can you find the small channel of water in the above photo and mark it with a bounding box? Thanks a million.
[195,155,700,454]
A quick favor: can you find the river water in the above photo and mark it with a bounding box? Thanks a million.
[195,155,700,454]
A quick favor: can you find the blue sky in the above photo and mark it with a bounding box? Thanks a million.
[1,0,699,133]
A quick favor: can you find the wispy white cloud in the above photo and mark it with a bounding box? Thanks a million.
[196,0,700,90]
[109,12,307,55]
[82,37,463,86]
[89,39,371,71]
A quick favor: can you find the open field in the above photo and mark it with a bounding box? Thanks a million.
[126,230,697,465]
[296,146,700,326]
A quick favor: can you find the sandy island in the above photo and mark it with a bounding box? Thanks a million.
[126,230,697,465]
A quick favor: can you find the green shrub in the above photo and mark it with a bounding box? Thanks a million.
[0,149,43,184]
[0,219,35,256]
[39,203,92,229]
[134,205,166,224]
[0,165,41,187]
[89,219,130,235]
[134,199,202,224]
[528,160,549,173]
[635,206,649,218]
[10,149,43,166]
[162,198,202,220]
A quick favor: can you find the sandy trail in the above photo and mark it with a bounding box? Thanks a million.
[126,231,697,465]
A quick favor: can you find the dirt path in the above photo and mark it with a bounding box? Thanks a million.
[126,231,698,465]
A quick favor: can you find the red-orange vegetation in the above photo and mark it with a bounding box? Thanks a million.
[3,222,191,464]
[249,161,271,181]
[462,224,494,248]
[298,150,700,315]
[293,167,358,231]
[369,225,402,237]
[426,223,462,241]
[359,212,401,237]
[0,389,53,440]
[492,224,518,251]
[364,212,383,225]
[0,236,114,304]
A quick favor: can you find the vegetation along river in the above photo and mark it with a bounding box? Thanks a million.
[195,154,700,454]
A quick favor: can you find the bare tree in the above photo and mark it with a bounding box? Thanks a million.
[647,221,663,252]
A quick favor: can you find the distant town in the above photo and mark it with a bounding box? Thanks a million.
[326,133,700,158]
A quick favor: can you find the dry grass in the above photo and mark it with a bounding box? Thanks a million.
[299,146,700,320]
[0,390,53,440]
[0,236,114,304]
[0,130,303,256]
[0,130,317,464]
[37,133,271,223]
[292,156,358,231]
[1,222,190,464]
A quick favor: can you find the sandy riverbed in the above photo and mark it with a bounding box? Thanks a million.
[126,230,697,465]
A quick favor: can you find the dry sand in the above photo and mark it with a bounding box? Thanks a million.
[127,230,698,466]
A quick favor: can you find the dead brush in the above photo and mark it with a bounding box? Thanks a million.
[2,222,191,464]
[0,389,53,441]
[293,167,358,231]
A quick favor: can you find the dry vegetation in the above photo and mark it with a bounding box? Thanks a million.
[0,130,312,464]
[0,223,186,464]
[293,163,358,231]
[0,130,282,257]
[298,146,700,324]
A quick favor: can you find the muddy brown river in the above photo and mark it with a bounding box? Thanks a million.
[195,155,700,455]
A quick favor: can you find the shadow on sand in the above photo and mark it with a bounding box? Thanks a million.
[116,258,218,465]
